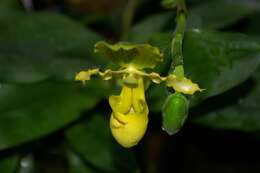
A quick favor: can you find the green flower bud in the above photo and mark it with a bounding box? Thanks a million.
[162,92,189,135]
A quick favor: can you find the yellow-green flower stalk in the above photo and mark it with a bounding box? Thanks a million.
[75,41,202,148]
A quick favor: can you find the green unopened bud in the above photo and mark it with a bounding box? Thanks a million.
[162,92,189,135]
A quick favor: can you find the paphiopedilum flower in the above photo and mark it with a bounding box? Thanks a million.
[75,41,202,148]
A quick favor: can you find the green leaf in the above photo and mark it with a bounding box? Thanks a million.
[0,8,113,150]
[149,30,260,106]
[129,12,172,43]
[161,0,178,9]
[0,155,18,173]
[191,65,260,132]
[95,41,163,69]
[67,150,98,173]
[0,13,107,84]
[147,84,168,113]
[0,0,21,17]
[184,30,260,105]
[66,114,138,173]
[129,0,258,42]
[188,0,256,29]
[244,13,260,36]
[0,80,110,150]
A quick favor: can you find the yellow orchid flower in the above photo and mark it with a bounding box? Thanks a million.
[75,41,202,148]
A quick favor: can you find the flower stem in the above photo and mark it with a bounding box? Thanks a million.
[120,0,138,40]
[169,0,187,78]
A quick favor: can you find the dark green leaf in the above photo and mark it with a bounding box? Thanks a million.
[149,30,260,107]
[244,13,260,36]
[147,84,168,113]
[0,80,110,150]
[191,65,260,132]
[188,0,257,29]
[0,155,18,173]
[66,114,138,173]
[130,0,258,42]
[0,13,107,84]
[0,0,21,17]
[129,12,172,43]
[0,12,113,150]
[67,150,99,173]
[161,0,178,9]
[183,30,260,105]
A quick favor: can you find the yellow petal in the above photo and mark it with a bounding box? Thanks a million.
[167,75,203,95]
[132,78,147,113]
[75,68,99,83]
[148,72,165,84]
[109,84,132,114]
